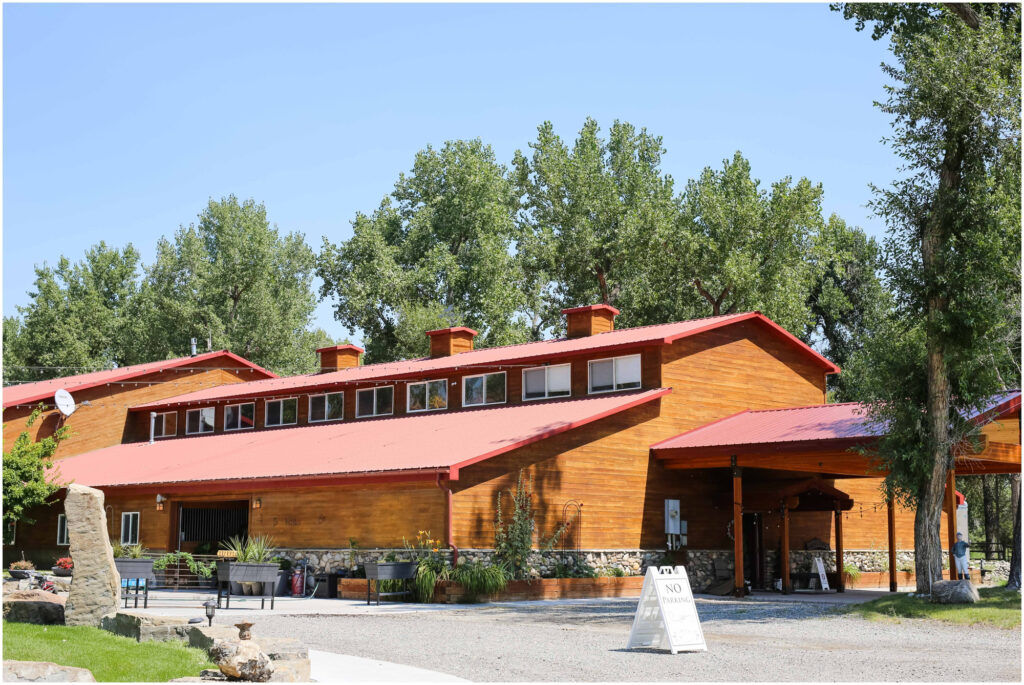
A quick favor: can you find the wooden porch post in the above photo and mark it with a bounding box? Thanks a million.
[945,469,958,580]
[732,456,744,596]
[834,504,845,593]
[887,498,897,592]
[781,501,791,594]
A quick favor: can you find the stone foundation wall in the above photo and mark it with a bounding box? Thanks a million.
[277,547,1005,588]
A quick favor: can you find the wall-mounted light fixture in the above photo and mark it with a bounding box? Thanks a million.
[252,498,262,510]
[156,494,166,511]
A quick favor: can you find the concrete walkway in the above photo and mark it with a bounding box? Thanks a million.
[309,650,465,682]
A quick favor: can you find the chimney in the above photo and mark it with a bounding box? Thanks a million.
[425,327,478,358]
[317,344,364,373]
[562,304,620,338]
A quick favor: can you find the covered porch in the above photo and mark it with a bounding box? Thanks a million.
[651,397,1022,596]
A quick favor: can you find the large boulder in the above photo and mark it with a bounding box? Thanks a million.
[2,590,66,625]
[3,660,95,681]
[63,485,121,626]
[187,625,238,653]
[931,579,980,604]
[210,640,274,682]
[100,611,191,642]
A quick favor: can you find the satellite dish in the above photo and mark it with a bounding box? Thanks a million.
[54,389,76,417]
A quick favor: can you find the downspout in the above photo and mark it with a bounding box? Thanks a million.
[436,473,459,566]
[149,412,156,445]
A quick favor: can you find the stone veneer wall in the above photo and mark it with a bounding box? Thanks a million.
[276,548,1005,589]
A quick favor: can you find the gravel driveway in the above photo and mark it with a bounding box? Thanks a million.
[254,597,1021,682]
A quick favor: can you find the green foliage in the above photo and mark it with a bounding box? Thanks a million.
[842,562,862,580]
[3,621,215,682]
[8,560,34,571]
[111,543,147,559]
[450,560,510,603]
[4,196,326,378]
[152,552,213,579]
[2,407,68,527]
[493,470,572,580]
[317,139,529,362]
[220,534,276,564]
[550,559,598,579]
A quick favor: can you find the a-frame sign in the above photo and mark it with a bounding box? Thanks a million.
[626,565,707,654]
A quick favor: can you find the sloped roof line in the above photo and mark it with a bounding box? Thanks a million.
[2,350,277,408]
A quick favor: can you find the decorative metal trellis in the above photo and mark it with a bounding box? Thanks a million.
[560,500,583,568]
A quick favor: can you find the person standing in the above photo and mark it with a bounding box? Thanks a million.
[952,532,970,580]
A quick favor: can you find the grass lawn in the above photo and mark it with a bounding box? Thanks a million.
[2,621,214,682]
[841,586,1022,629]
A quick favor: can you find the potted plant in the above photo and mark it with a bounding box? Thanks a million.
[8,560,35,579]
[113,543,155,583]
[216,535,280,608]
[52,557,73,577]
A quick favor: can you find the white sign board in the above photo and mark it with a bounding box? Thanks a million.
[814,557,830,591]
[626,566,706,654]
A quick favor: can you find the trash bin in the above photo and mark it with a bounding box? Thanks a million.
[313,573,330,599]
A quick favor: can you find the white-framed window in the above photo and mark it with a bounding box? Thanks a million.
[57,514,69,546]
[309,392,344,423]
[224,402,255,431]
[356,386,394,418]
[463,372,506,407]
[407,379,448,413]
[185,407,215,435]
[265,398,298,427]
[522,363,572,401]
[153,411,177,438]
[4,521,16,546]
[121,512,140,545]
[588,354,642,394]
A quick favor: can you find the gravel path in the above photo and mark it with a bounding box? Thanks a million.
[255,597,1021,682]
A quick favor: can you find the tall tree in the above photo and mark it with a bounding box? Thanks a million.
[513,119,680,331]
[318,139,528,362]
[835,3,1021,593]
[3,242,142,381]
[140,195,322,375]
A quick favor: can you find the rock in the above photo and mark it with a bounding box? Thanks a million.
[210,640,274,682]
[188,625,238,654]
[101,611,190,642]
[266,659,310,682]
[931,579,980,604]
[199,669,228,680]
[2,591,66,625]
[3,660,95,681]
[63,485,121,626]
[42,577,71,593]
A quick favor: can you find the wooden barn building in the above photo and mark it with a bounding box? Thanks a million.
[4,306,1020,593]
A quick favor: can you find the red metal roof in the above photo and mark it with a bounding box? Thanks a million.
[2,350,276,409]
[650,403,881,453]
[54,388,669,490]
[651,391,1022,455]
[131,312,839,411]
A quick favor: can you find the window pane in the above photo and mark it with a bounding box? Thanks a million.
[464,376,484,406]
[589,360,614,392]
[132,515,139,544]
[615,355,642,389]
[200,408,215,432]
[428,380,447,410]
[240,403,254,428]
[267,401,281,426]
[524,369,546,399]
[549,365,571,396]
[327,393,344,420]
[485,373,506,404]
[225,405,239,430]
[376,387,393,415]
[57,515,67,545]
[282,399,297,424]
[310,395,326,422]
[187,411,200,434]
[408,383,426,411]
[357,390,374,417]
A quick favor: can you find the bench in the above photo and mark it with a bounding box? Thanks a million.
[363,562,417,605]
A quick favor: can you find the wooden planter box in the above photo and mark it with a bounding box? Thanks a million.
[843,569,981,589]
[215,561,280,583]
[338,575,644,603]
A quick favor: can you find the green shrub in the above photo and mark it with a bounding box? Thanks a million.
[220,535,276,563]
[494,470,574,580]
[152,552,213,578]
[843,562,862,580]
[451,561,509,603]
[609,566,626,577]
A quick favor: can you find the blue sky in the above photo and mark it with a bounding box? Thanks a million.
[3,3,896,344]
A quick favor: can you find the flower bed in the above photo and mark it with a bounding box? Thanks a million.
[338,575,644,603]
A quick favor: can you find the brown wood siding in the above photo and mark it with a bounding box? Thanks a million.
[3,360,260,460]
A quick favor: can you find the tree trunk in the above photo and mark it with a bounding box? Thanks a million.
[983,475,999,559]
[1007,488,1021,590]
